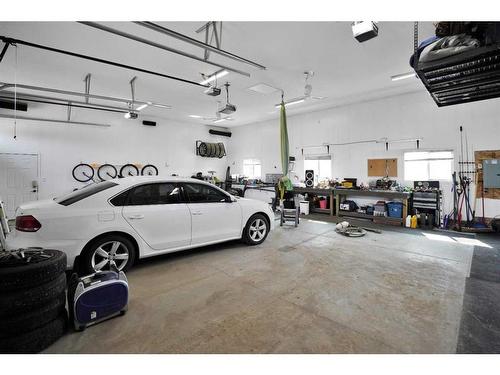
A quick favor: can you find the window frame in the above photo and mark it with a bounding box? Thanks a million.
[304,155,332,182]
[403,150,454,181]
[242,158,262,179]
[56,181,118,206]
[108,182,185,207]
[181,182,231,204]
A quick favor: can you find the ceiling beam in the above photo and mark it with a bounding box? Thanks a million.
[134,21,266,70]
[79,22,251,78]
[0,114,110,127]
[0,35,208,88]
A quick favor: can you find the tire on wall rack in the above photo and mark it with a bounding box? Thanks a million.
[119,164,140,178]
[72,163,94,183]
[0,249,67,292]
[0,312,68,354]
[141,164,159,176]
[198,142,208,157]
[97,164,118,181]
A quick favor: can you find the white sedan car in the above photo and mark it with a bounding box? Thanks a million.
[7,177,275,274]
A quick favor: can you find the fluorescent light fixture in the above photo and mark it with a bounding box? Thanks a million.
[135,104,148,111]
[213,118,226,123]
[189,115,203,118]
[274,98,305,108]
[391,72,416,81]
[199,70,229,85]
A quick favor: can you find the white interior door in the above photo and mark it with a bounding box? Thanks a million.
[0,153,39,219]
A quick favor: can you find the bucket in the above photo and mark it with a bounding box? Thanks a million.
[299,201,310,215]
[319,199,327,209]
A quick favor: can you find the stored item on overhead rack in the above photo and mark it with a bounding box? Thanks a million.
[209,129,232,137]
[142,120,156,126]
[0,99,28,111]
[68,270,128,331]
[205,87,222,96]
[352,21,379,43]
[124,111,138,119]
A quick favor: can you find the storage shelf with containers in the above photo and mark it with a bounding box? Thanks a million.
[333,189,411,226]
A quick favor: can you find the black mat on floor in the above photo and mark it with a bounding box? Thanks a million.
[457,233,500,353]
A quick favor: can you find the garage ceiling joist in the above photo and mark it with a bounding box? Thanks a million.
[133,21,267,70]
[0,82,172,110]
[0,36,208,88]
[78,22,253,78]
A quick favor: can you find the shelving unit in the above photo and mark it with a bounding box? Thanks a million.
[334,189,410,226]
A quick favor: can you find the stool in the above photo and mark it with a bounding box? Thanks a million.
[280,207,299,227]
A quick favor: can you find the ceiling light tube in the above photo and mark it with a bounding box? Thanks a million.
[213,118,226,123]
[391,72,417,81]
[189,115,203,118]
[274,98,305,108]
[199,70,229,85]
[135,104,148,111]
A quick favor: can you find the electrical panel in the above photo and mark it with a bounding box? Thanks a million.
[483,159,500,188]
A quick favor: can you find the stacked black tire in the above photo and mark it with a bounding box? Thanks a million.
[0,249,68,353]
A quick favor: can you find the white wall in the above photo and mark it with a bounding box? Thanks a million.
[0,105,229,200]
[228,91,500,218]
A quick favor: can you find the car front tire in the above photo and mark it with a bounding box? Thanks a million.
[242,214,270,245]
[80,234,136,275]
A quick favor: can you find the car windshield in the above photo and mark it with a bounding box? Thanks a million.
[55,181,118,206]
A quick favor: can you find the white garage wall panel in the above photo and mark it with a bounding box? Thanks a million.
[0,106,228,200]
[228,91,500,217]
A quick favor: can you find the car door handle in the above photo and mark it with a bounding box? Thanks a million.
[191,211,203,216]
[127,214,145,219]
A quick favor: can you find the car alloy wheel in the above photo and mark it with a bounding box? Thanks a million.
[91,241,130,271]
[249,218,267,242]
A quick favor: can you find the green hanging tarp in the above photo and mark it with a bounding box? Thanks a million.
[280,101,289,176]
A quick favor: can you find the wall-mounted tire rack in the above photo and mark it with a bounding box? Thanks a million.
[196,141,226,158]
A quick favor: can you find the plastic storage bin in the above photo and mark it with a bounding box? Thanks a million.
[299,201,310,215]
[387,202,403,218]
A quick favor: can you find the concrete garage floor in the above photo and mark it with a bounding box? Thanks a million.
[45,218,475,354]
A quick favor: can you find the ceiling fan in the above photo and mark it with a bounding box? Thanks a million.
[276,71,327,107]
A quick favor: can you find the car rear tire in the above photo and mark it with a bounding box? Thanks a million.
[80,234,136,275]
[242,214,270,245]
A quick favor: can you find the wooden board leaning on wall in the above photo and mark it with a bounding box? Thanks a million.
[475,150,500,200]
[367,158,398,177]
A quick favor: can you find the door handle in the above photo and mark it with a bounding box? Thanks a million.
[191,211,203,216]
[127,214,145,219]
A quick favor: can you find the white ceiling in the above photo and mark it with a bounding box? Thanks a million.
[0,21,435,127]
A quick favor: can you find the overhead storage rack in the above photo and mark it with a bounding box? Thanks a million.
[415,44,500,107]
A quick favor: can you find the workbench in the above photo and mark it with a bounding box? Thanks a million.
[333,188,410,225]
[292,187,335,216]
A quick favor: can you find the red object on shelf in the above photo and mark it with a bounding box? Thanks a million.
[319,199,327,209]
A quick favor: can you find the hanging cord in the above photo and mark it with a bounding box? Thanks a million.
[13,43,18,140]
[413,22,419,72]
